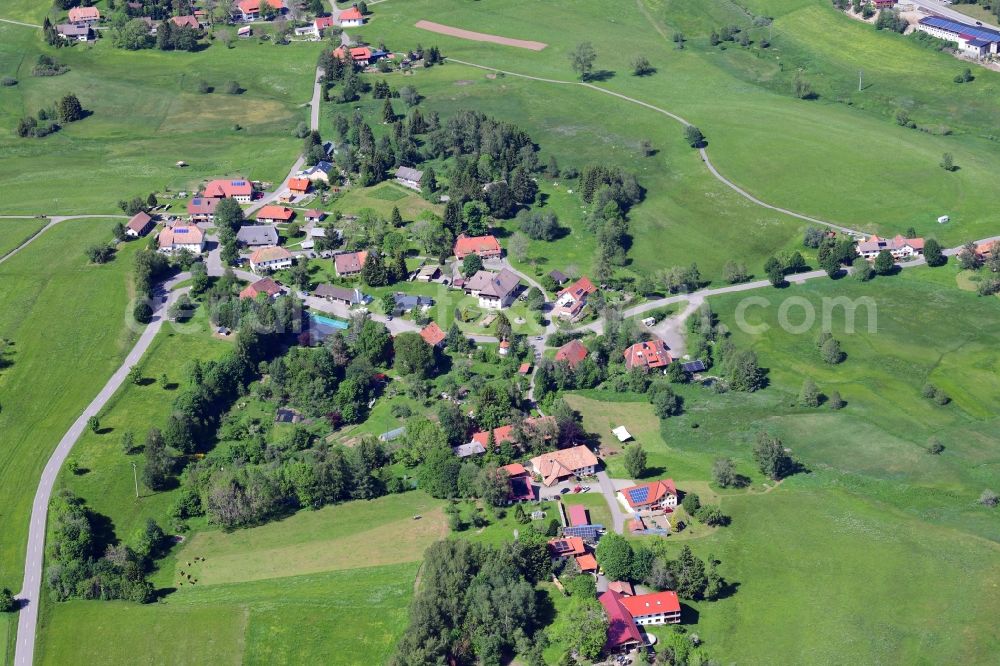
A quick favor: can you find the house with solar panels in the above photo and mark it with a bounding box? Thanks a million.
[916,16,1000,58]
[619,479,678,513]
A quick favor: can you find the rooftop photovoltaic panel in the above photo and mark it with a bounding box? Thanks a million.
[681,360,706,372]
[628,486,650,504]
[552,541,574,553]
[920,16,1000,42]
[563,525,604,540]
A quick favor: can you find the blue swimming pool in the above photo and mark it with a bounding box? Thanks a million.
[310,312,349,329]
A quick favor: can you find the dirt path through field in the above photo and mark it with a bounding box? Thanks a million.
[415,20,547,51]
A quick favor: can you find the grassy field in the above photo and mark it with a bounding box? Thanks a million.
[0,23,323,214]
[37,487,443,664]
[0,218,138,592]
[36,563,419,666]
[0,217,46,258]
[369,0,1000,245]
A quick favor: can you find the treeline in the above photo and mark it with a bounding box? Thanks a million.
[580,165,643,282]
[391,538,551,666]
[15,90,84,138]
[46,490,161,603]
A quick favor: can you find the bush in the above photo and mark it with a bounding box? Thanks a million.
[926,438,944,455]
[0,588,14,612]
[224,80,242,94]
[979,489,998,507]
[1,76,16,86]
[134,303,154,324]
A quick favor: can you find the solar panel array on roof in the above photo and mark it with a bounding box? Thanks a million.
[681,360,706,373]
[920,16,1000,42]
[628,486,650,504]
[552,540,574,553]
[232,180,247,186]
[563,525,604,540]
[175,228,189,234]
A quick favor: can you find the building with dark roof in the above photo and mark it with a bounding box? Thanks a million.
[916,16,1000,57]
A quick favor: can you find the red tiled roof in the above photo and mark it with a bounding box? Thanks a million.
[239,277,282,299]
[314,16,336,29]
[620,479,677,510]
[599,590,643,651]
[171,15,199,28]
[68,7,100,21]
[203,178,252,198]
[334,250,368,274]
[547,536,586,557]
[126,211,153,234]
[420,322,446,346]
[305,209,325,219]
[470,416,555,449]
[238,0,285,13]
[158,225,204,249]
[500,463,528,477]
[518,362,531,374]
[623,338,671,370]
[567,504,589,527]
[288,177,310,193]
[257,206,294,221]
[453,234,501,258]
[555,339,588,369]
[557,276,596,301]
[339,7,363,21]
[530,445,599,486]
[576,553,598,572]
[187,197,220,215]
[620,591,681,617]
[608,581,634,596]
[249,246,292,264]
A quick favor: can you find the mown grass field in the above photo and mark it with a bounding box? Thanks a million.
[0,23,323,214]
[555,267,1000,662]
[36,488,443,664]
[0,218,46,258]
[0,219,138,592]
[370,0,1000,245]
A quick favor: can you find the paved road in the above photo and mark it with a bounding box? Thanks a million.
[13,275,190,666]
[596,470,629,534]
[445,58,865,237]
[909,0,1000,30]
[0,215,129,266]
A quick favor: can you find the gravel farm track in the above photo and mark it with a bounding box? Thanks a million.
[414,20,548,51]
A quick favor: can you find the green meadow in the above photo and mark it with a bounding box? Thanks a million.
[0,22,323,215]
[0,218,46,259]
[370,0,1000,244]
[0,218,138,593]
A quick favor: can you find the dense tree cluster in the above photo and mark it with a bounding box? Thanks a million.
[45,490,156,604]
[391,538,551,666]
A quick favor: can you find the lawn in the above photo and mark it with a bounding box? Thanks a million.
[0,218,138,592]
[0,217,46,258]
[173,492,447,586]
[35,563,419,666]
[0,23,323,214]
[331,181,441,220]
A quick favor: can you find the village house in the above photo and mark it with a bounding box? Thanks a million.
[392,293,434,315]
[599,590,644,655]
[623,339,672,372]
[236,225,279,248]
[916,15,1000,58]
[237,0,286,22]
[856,234,925,261]
[68,6,101,24]
[567,504,590,527]
[619,479,678,513]
[334,250,368,277]
[547,536,586,558]
[420,322,447,347]
[500,463,535,503]
[256,206,294,224]
[333,45,373,66]
[467,416,557,453]
[975,240,997,259]
[549,269,568,286]
[529,445,599,486]
[203,178,253,202]
[305,209,325,223]
[498,339,510,356]
[239,277,283,300]
[157,225,205,255]
[620,591,682,626]
[249,246,293,274]
[57,23,91,41]
[288,177,310,196]
[170,15,201,29]
[338,6,365,27]
[125,211,155,238]
[553,276,597,321]
[416,265,441,282]
[314,284,368,306]
[312,15,336,37]
[187,197,220,223]
[453,233,502,260]
[302,161,334,183]
[395,166,423,190]
[463,268,520,309]
[555,339,589,370]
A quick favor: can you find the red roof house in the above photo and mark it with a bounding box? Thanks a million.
[500,463,534,502]
[256,206,294,223]
[469,416,556,450]
[620,479,678,511]
[554,276,597,320]
[288,177,310,194]
[187,197,220,221]
[620,591,682,625]
[239,277,282,300]
[453,234,502,260]
[555,339,589,369]
[68,6,101,23]
[567,504,590,527]
[333,46,373,64]
[125,211,154,238]
[338,7,364,25]
[575,553,598,573]
[518,362,531,375]
[203,178,253,201]
[608,581,635,596]
[170,15,200,29]
[305,209,325,222]
[334,250,368,276]
[420,322,447,347]
[547,536,586,557]
[599,590,644,654]
[623,339,671,371]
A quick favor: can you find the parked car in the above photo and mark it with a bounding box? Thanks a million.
[572,485,582,493]
[559,487,570,494]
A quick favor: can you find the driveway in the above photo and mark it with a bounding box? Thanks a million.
[596,470,631,534]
